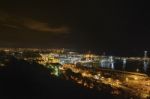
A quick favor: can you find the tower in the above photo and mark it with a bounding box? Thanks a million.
[144,51,148,58]
[144,51,148,72]
[123,58,126,70]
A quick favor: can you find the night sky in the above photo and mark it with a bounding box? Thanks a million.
[0,0,150,54]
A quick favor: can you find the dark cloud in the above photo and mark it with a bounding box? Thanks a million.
[0,11,70,34]
[1,24,18,29]
[0,10,71,48]
[22,19,69,33]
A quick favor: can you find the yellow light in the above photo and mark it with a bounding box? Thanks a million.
[116,79,120,85]
[134,76,138,80]
[97,73,101,76]
[82,72,87,77]
[108,78,111,82]
[126,77,129,82]
[147,82,150,86]
[101,77,104,80]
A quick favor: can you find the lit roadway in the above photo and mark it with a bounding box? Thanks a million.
[38,53,150,98]
[61,64,150,98]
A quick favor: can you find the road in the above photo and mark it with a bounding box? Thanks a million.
[61,64,150,98]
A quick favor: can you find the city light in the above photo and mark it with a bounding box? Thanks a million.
[0,48,150,98]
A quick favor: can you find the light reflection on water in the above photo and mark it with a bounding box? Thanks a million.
[100,59,150,75]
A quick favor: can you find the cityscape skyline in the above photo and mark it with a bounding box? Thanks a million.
[0,48,150,98]
[1,1,150,98]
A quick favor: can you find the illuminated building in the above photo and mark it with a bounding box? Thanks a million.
[100,56,114,69]
[100,57,111,68]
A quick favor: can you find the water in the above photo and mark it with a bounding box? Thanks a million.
[100,59,150,76]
